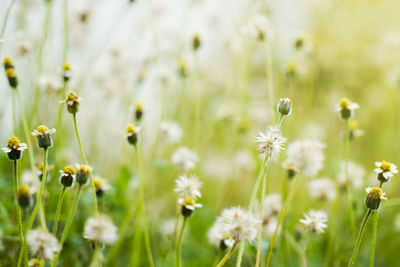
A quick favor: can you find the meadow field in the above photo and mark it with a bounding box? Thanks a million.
[1,0,400,266]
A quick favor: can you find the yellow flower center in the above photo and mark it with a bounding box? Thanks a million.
[339,98,350,109]
[67,92,79,102]
[94,177,102,189]
[3,57,12,66]
[63,165,75,175]
[136,103,143,112]
[380,160,391,172]
[38,163,44,171]
[37,125,49,133]
[183,197,195,206]
[7,136,20,149]
[126,124,136,133]
[63,62,71,71]
[368,187,382,199]
[18,185,30,197]
[6,68,16,78]
[77,165,90,174]
[349,120,358,131]
[287,60,297,73]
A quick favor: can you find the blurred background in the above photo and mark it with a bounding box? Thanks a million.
[1,0,400,266]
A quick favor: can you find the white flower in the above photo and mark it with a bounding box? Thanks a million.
[285,139,325,178]
[39,74,63,92]
[241,15,272,41]
[374,160,398,180]
[255,126,286,159]
[208,220,235,248]
[336,98,359,119]
[27,229,60,260]
[299,210,328,234]
[22,171,40,194]
[171,147,198,171]
[31,126,56,137]
[308,178,336,201]
[174,175,202,200]
[14,31,33,56]
[214,207,258,243]
[84,215,117,244]
[261,193,282,218]
[159,121,183,143]
[2,137,27,153]
[338,161,365,189]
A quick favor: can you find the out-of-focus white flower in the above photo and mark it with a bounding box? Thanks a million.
[240,15,273,42]
[21,171,40,194]
[159,121,183,143]
[171,147,198,171]
[336,98,359,120]
[174,175,202,200]
[94,176,112,197]
[285,139,325,178]
[299,210,328,234]
[83,215,117,244]
[262,193,282,218]
[27,229,60,260]
[14,31,33,56]
[255,126,286,159]
[208,219,235,248]
[212,207,258,244]
[39,74,63,92]
[337,161,365,189]
[308,178,336,201]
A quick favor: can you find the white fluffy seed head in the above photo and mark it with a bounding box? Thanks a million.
[300,210,328,234]
[83,215,117,244]
[27,229,60,260]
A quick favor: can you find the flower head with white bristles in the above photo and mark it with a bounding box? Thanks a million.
[255,126,286,159]
[300,210,328,234]
[27,229,60,260]
[84,215,117,244]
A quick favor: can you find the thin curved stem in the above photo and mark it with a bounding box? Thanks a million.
[0,0,16,47]
[217,242,238,267]
[176,216,188,267]
[256,163,268,267]
[14,160,25,267]
[53,187,66,236]
[266,175,300,267]
[52,185,82,267]
[369,211,378,267]
[12,90,17,135]
[72,113,98,215]
[348,209,372,267]
[134,145,154,267]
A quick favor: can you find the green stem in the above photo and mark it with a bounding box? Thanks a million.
[369,211,378,267]
[89,245,101,267]
[0,0,16,50]
[302,234,309,267]
[72,113,98,215]
[256,163,268,267]
[348,209,372,267]
[176,216,188,267]
[14,160,25,267]
[53,187,66,236]
[12,90,17,135]
[52,185,82,267]
[134,145,154,267]
[217,242,238,267]
[344,120,357,241]
[266,175,300,267]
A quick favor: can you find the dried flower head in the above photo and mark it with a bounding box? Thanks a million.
[365,187,387,210]
[374,160,398,183]
[255,126,286,159]
[3,136,27,160]
[83,215,117,244]
[27,229,60,260]
[32,125,56,149]
[300,210,328,233]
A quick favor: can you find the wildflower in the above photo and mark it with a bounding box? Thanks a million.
[208,221,235,249]
[125,124,140,146]
[29,258,43,267]
[300,210,328,233]
[39,74,63,92]
[135,102,143,122]
[17,185,31,208]
[365,187,387,210]
[374,160,398,183]
[31,125,56,149]
[277,98,292,116]
[83,215,117,244]
[285,139,325,178]
[175,175,202,217]
[27,229,60,260]
[338,161,365,190]
[286,59,297,77]
[178,59,187,77]
[179,196,202,217]
[214,207,258,244]
[261,193,282,218]
[63,62,71,82]
[94,176,112,197]
[336,98,359,120]
[64,91,81,114]
[255,126,286,159]
[241,15,272,42]
[37,162,53,181]
[14,31,33,56]
[5,67,18,88]
[308,178,336,201]
[75,164,92,186]
[59,165,75,187]
[171,147,198,171]
[192,33,201,51]
[159,121,183,143]
[2,136,27,160]
[22,171,40,194]
[3,57,14,70]
[348,120,364,140]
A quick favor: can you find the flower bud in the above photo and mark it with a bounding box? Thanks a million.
[75,165,92,186]
[337,98,359,120]
[135,102,143,122]
[31,125,56,149]
[65,92,81,114]
[181,197,196,217]
[365,187,386,210]
[277,98,292,116]
[3,57,14,70]
[18,185,31,208]
[63,62,71,82]
[178,59,187,78]
[126,124,139,146]
[59,165,75,187]
[192,34,201,51]
[5,68,18,88]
